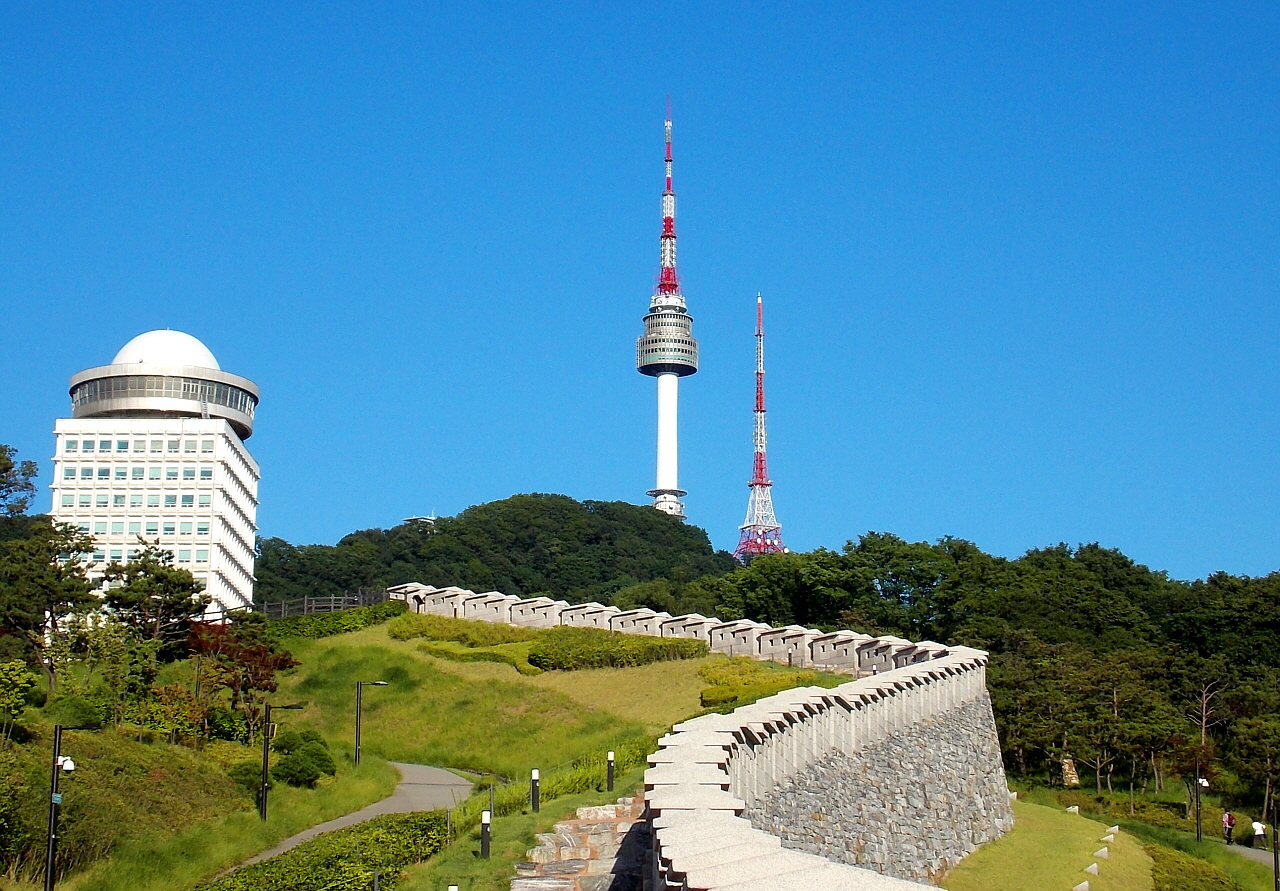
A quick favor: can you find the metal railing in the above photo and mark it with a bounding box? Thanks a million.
[255,588,389,620]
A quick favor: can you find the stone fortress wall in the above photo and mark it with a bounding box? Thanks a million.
[387,583,1014,890]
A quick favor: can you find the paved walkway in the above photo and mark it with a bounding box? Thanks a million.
[1229,842,1275,866]
[242,762,474,866]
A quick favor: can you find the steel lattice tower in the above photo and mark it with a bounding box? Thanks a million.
[636,108,698,519]
[733,294,786,561]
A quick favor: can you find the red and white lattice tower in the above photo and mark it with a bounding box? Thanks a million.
[733,294,786,562]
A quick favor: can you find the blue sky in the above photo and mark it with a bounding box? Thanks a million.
[2,2,1277,581]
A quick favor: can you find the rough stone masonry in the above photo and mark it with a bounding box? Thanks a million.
[748,698,1013,884]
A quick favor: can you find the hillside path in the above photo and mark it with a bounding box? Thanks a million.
[1228,842,1274,866]
[241,762,473,867]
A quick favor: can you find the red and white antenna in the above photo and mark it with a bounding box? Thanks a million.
[734,293,786,561]
[657,97,680,299]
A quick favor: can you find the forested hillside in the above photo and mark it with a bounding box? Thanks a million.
[255,494,737,605]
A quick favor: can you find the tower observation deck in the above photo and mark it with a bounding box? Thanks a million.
[636,113,698,519]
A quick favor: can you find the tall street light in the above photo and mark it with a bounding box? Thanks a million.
[259,702,303,821]
[44,724,97,891]
[355,681,387,767]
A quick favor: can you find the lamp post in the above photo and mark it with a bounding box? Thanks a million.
[44,724,96,891]
[354,681,387,767]
[259,702,303,821]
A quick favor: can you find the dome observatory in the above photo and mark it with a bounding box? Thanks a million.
[51,330,261,611]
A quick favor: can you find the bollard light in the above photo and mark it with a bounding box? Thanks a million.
[607,751,615,792]
[481,810,491,859]
[531,768,540,812]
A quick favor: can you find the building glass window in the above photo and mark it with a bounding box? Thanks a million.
[95,495,108,507]
[197,522,210,535]
[112,495,125,507]
[183,467,195,480]
[97,467,109,479]
[128,522,141,534]
[77,523,90,532]
[116,441,128,452]
[111,522,124,535]
[163,522,176,535]
[164,495,177,507]
[80,467,93,479]
[115,466,127,480]
[129,494,143,507]
[201,440,214,453]
[195,549,209,564]
[180,522,192,535]
[63,467,76,480]
[181,495,194,507]
[61,494,74,507]
[184,441,196,453]
[150,440,162,453]
[149,467,161,480]
[65,440,78,452]
[199,467,212,480]
[133,440,145,453]
[177,550,191,563]
[82,441,94,453]
[147,494,160,507]
[146,521,159,535]
[198,494,212,507]
[78,495,91,507]
[132,467,144,479]
[166,467,178,480]
[94,522,106,534]
[92,551,105,562]
[167,440,179,453]
[127,549,140,560]
[99,440,111,451]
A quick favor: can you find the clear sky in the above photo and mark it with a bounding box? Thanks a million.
[2,2,1277,581]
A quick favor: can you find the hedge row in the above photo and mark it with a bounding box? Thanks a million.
[266,600,407,639]
[417,642,543,676]
[386,612,537,647]
[1145,844,1240,891]
[527,626,707,670]
[199,811,447,891]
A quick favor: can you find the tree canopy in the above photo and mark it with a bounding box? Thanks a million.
[256,493,737,604]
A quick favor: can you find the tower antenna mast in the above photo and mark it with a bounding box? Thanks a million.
[733,293,786,561]
[636,105,699,519]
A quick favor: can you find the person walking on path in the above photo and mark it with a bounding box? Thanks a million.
[1223,811,1236,845]
[1252,818,1267,850]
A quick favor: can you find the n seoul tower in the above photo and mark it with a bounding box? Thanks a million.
[636,110,698,519]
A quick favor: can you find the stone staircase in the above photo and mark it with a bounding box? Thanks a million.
[511,793,649,891]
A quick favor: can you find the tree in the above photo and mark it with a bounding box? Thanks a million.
[0,520,97,693]
[102,545,210,660]
[0,660,37,742]
[189,614,297,741]
[0,446,37,517]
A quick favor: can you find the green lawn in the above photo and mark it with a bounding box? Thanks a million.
[943,800,1153,891]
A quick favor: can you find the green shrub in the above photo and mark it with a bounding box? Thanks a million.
[298,741,336,776]
[271,752,322,788]
[44,694,107,727]
[272,728,327,755]
[198,810,448,891]
[697,656,773,686]
[267,600,407,640]
[527,626,707,671]
[1146,844,1243,891]
[416,641,542,675]
[225,760,266,797]
[387,613,538,647]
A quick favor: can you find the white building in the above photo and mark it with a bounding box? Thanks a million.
[50,330,261,611]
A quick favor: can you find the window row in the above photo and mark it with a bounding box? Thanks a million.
[62,465,214,481]
[90,548,210,564]
[71,375,256,418]
[62,493,213,508]
[78,520,211,536]
[64,439,214,455]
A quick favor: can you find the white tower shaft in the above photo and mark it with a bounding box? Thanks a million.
[656,373,679,492]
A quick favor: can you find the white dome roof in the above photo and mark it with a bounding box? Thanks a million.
[111,330,220,370]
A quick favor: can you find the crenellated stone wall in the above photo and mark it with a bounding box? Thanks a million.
[386,582,1014,890]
